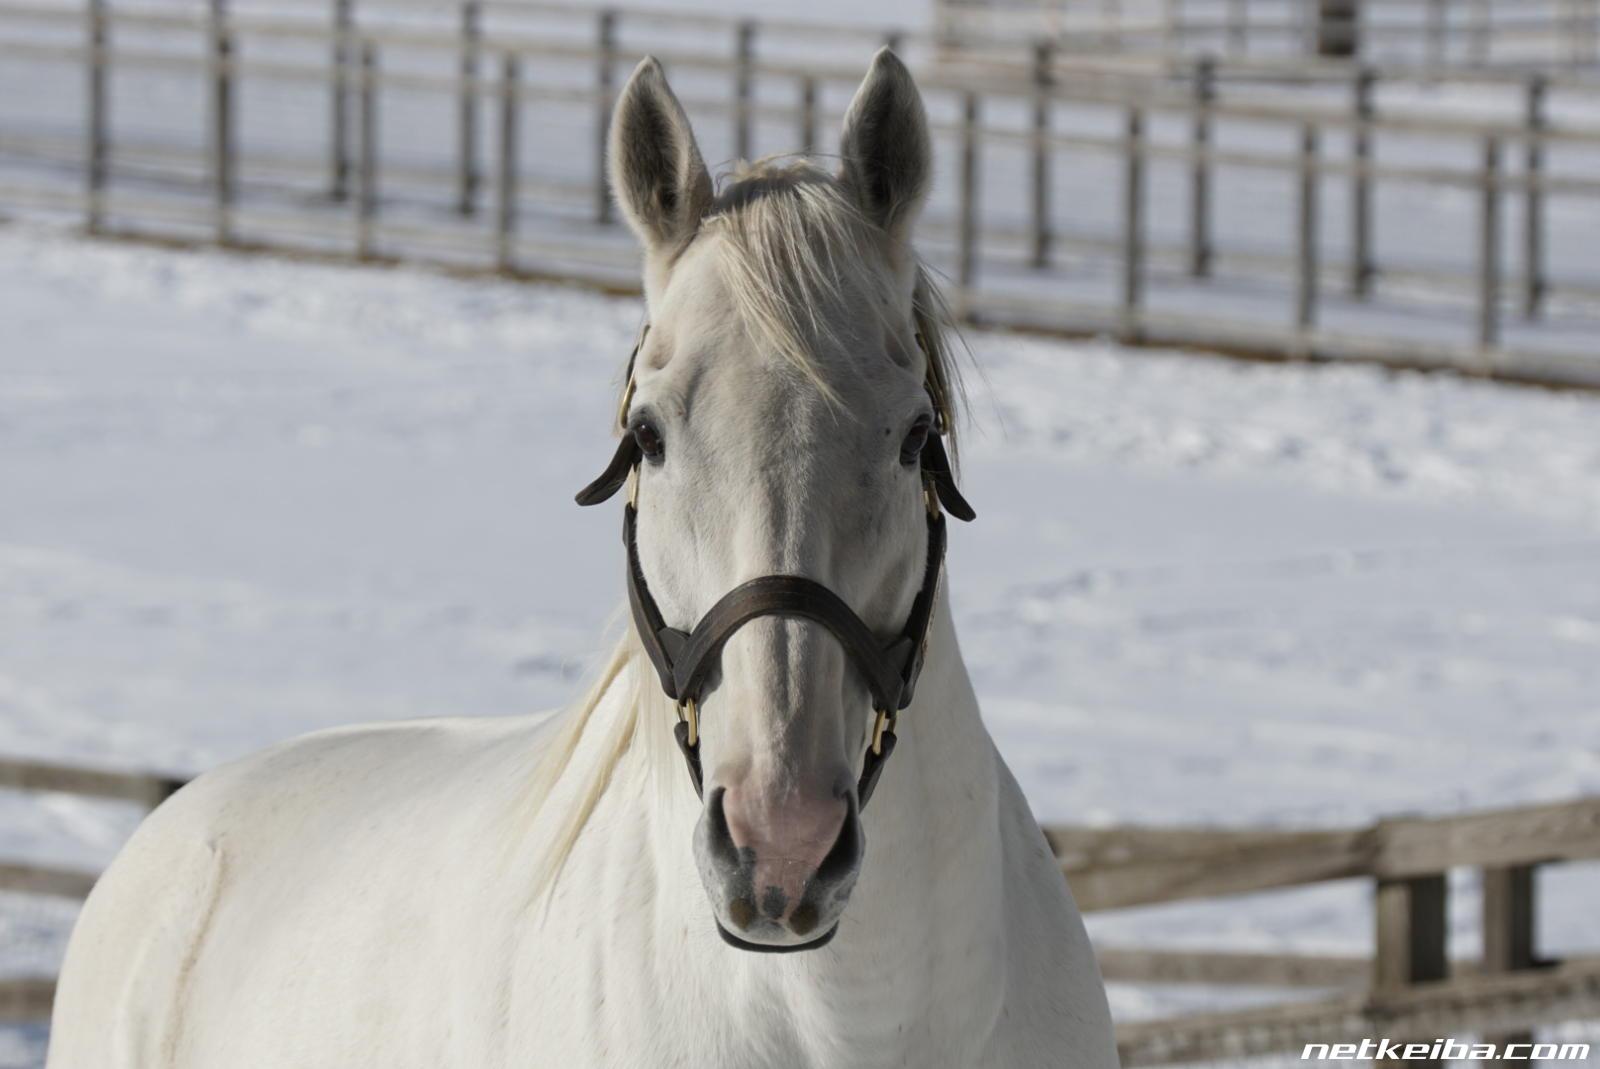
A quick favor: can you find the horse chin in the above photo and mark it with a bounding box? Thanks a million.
[714,918,840,954]
[693,851,862,954]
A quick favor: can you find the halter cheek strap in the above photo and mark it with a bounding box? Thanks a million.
[575,334,974,811]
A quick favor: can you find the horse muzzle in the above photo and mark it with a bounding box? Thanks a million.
[694,785,863,952]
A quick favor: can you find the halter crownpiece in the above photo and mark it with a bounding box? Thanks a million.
[576,326,975,811]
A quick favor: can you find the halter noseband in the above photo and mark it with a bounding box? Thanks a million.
[575,328,975,813]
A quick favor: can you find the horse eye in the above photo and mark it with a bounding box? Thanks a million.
[631,419,665,461]
[900,416,932,467]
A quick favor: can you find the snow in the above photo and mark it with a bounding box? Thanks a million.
[2,221,1600,1063]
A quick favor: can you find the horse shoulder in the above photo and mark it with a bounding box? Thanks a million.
[991,756,1120,1069]
[47,784,229,1069]
[48,715,549,1069]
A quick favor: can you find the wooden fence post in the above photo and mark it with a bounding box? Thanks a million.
[1189,55,1214,278]
[1471,0,1490,65]
[1482,864,1537,1069]
[208,0,234,247]
[1109,0,1125,50]
[1374,873,1447,1068]
[1568,0,1579,67]
[329,0,352,201]
[1590,0,1600,66]
[1350,65,1375,297]
[1317,0,1359,58]
[734,21,755,163]
[1479,136,1501,356]
[1427,0,1446,69]
[799,77,817,157]
[1121,106,1145,343]
[595,10,616,224]
[85,0,108,234]
[1029,40,1053,269]
[957,92,979,302]
[1295,123,1319,345]
[1227,0,1246,56]
[357,42,378,260]
[1523,74,1546,319]
[457,0,480,216]
[496,52,519,273]
[1567,0,1595,68]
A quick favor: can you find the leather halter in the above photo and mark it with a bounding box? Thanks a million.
[576,329,975,812]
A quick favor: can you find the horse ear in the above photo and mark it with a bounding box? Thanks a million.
[838,48,932,243]
[608,58,714,254]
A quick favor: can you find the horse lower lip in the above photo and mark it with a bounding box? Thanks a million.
[715,920,838,954]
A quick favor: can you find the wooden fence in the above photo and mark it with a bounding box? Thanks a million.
[935,0,1600,69]
[1058,797,1600,1066]
[0,751,1597,1063]
[0,757,181,1023]
[3,0,1600,387]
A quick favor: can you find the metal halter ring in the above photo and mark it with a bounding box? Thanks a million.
[871,708,895,756]
[679,697,700,748]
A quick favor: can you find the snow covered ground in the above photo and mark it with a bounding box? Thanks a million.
[2,221,1600,1064]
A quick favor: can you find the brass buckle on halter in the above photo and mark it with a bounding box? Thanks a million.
[616,373,637,432]
[871,708,895,755]
[616,325,648,430]
[678,697,699,748]
[923,479,941,518]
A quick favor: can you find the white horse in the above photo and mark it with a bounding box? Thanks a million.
[47,51,1117,1069]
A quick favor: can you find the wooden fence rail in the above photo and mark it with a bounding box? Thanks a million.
[937,0,1600,70]
[1047,795,1600,911]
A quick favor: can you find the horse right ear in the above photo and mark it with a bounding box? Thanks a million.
[608,58,714,255]
[838,48,932,245]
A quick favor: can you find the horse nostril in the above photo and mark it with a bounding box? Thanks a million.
[789,902,820,937]
[727,896,757,931]
[813,796,863,886]
[705,788,741,869]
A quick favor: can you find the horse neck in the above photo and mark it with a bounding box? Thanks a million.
[845,586,1007,949]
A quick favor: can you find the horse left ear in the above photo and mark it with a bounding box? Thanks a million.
[609,58,714,256]
[838,48,932,245]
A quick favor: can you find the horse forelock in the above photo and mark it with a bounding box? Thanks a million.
[681,157,965,459]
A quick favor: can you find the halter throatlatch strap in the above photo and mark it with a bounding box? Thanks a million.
[574,338,973,811]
